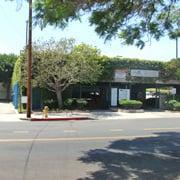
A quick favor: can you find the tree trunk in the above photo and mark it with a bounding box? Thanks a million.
[56,88,63,109]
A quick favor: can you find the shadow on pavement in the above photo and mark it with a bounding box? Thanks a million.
[78,132,180,180]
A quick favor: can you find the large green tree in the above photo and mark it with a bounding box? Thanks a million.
[20,38,102,108]
[0,53,17,82]
[164,58,180,80]
[0,53,17,99]
[33,0,180,48]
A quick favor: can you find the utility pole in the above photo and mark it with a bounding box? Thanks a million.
[176,37,178,59]
[27,0,32,118]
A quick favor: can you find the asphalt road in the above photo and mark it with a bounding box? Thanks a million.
[0,118,180,180]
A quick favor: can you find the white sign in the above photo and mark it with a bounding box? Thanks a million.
[131,69,159,77]
[21,96,27,104]
[114,70,127,80]
[170,88,176,95]
[111,88,117,106]
[119,89,130,101]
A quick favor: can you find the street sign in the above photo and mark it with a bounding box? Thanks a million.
[21,96,27,104]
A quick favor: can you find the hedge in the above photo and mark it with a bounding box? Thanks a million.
[119,99,143,109]
[64,98,87,109]
[166,100,180,111]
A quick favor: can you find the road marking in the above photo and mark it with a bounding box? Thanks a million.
[144,127,180,131]
[13,131,29,134]
[0,134,158,143]
[63,130,77,133]
[109,129,123,132]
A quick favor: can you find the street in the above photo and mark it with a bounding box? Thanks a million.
[0,118,179,180]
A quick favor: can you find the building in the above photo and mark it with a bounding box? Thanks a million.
[12,57,180,110]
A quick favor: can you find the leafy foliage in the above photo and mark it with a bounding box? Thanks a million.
[76,98,88,109]
[119,99,143,109]
[18,38,103,108]
[164,58,180,80]
[100,57,165,82]
[64,98,88,109]
[34,0,179,48]
[0,53,17,83]
[11,56,23,87]
[70,43,103,84]
[166,100,180,111]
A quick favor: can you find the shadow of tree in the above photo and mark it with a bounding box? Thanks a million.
[78,132,180,180]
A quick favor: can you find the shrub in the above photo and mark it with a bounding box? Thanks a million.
[166,100,177,110]
[76,98,88,109]
[64,98,75,109]
[64,98,87,109]
[119,99,143,109]
[173,102,180,111]
[166,100,180,111]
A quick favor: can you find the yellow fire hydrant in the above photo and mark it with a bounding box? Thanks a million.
[43,106,49,118]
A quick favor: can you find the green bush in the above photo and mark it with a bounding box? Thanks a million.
[76,98,88,109]
[167,100,177,110]
[64,98,75,109]
[64,98,87,109]
[173,102,180,111]
[119,99,143,109]
[166,100,180,111]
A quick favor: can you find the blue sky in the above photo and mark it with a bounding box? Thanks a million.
[0,0,179,61]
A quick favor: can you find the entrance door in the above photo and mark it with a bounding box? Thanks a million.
[111,88,117,106]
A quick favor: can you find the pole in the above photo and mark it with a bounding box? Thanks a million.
[26,20,28,46]
[27,0,32,118]
[176,37,178,59]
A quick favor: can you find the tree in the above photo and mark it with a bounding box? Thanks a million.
[0,53,17,100]
[164,58,180,80]
[0,54,17,82]
[34,0,180,49]
[70,43,103,84]
[21,38,103,108]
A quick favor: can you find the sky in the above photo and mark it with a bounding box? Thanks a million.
[0,0,179,61]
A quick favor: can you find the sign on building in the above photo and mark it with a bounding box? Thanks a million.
[119,89,130,102]
[21,96,27,104]
[131,69,159,78]
[111,88,118,106]
[170,88,176,95]
[114,69,127,82]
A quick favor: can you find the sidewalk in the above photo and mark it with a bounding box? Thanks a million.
[18,109,180,121]
[0,102,180,122]
[0,102,21,122]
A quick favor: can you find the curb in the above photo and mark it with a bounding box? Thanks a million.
[20,117,92,121]
[118,109,144,113]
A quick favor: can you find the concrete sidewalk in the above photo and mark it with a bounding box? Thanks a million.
[0,102,180,122]
[0,102,21,122]
[18,109,180,121]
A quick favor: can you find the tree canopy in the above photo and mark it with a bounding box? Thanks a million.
[34,0,180,48]
[17,38,103,108]
[0,53,17,83]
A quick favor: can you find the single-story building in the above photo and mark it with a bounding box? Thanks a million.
[12,58,180,110]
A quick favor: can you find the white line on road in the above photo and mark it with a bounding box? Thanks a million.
[63,130,77,133]
[109,129,123,132]
[144,127,180,131]
[13,131,29,134]
[0,134,158,143]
